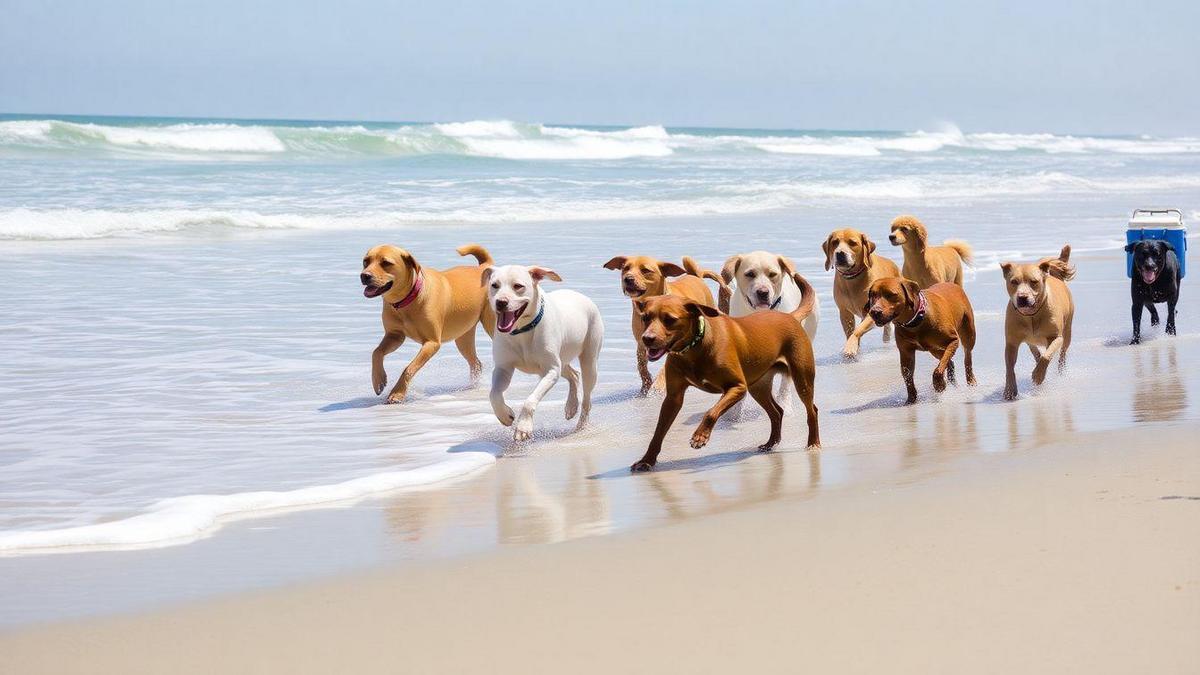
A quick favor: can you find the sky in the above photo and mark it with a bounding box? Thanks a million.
[2,0,1198,135]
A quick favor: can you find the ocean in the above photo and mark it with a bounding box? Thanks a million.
[1,113,1197,556]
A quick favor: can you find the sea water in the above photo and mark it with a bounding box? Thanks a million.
[1,114,1198,554]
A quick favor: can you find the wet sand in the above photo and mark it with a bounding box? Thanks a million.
[1,421,1196,674]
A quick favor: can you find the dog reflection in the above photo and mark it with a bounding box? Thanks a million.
[1006,398,1076,451]
[1133,343,1187,423]
[496,457,611,544]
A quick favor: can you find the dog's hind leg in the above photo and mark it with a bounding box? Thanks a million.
[1058,325,1071,373]
[786,347,820,448]
[1146,301,1160,326]
[562,363,580,421]
[748,377,783,450]
[578,352,598,430]
[961,312,977,386]
[454,329,483,383]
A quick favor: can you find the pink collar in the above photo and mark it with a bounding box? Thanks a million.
[391,273,423,310]
[901,291,928,329]
[837,264,866,280]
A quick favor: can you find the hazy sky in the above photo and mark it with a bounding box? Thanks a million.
[2,0,1197,134]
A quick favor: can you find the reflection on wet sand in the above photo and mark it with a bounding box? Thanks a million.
[1133,343,1188,423]
[496,456,611,544]
[899,403,979,469]
[643,450,818,520]
[1006,397,1077,451]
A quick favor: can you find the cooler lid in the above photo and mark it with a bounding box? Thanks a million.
[1129,208,1185,229]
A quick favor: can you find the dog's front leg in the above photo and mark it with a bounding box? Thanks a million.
[490,366,515,426]
[1033,336,1063,385]
[1166,297,1177,336]
[1130,299,1144,344]
[631,374,686,472]
[690,384,747,450]
[899,346,918,404]
[387,340,440,404]
[1003,341,1019,400]
[842,315,877,359]
[513,364,560,442]
[636,345,654,395]
[372,332,405,395]
[931,339,960,393]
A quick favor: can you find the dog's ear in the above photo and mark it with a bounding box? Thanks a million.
[529,267,562,283]
[398,249,420,274]
[684,301,721,318]
[721,255,742,284]
[821,234,835,271]
[1124,243,1136,253]
[778,256,796,278]
[480,266,494,287]
[602,256,627,271]
[861,235,876,266]
[1160,240,1176,253]
[912,224,928,248]
[900,279,921,308]
[999,262,1014,278]
[658,261,687,278]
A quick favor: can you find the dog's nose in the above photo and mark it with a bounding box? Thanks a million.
[1016,295,1031,307]
[888,235,898,244]
[756,289,771,302]
[641,334,657,347]
[495,298,509,311]
[360,273,372,285]
[623,275,637,286]
[835,251,849,264]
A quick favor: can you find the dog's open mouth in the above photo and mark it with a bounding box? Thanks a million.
[1140,267,1160,284]
[623,285,647,298]
[871,314,892,327]
[362,280,393,298]
[1015,301,1040,316]
[646,346,668,361]
[496,302,529,333]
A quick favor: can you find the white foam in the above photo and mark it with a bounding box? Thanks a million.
[0,451,495,554]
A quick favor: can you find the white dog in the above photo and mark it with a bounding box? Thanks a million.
[485,264,604,442]
[720,251,821,413]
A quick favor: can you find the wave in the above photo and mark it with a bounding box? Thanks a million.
[3,118,1199,161]
[0,450,495,555]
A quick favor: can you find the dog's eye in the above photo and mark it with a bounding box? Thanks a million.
[830,239,839,246]
[381,260,393,268]
[640,266,653,275]
[513,284,525,292]
[745,271,756,278]
[662,316,676,327]
[362,258,369,267]
[491,282,501,289]
[1010,279,1019,286]
[641,314,651,323]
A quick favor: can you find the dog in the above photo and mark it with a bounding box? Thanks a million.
[866,277,977,404]
[361,244,495,403]
[1126,239,1181,344]
[485,265,604,442]
[887,215,974,288]
[629,273,819,472]
[603,255,725,394]
[1001,246,1076,399]
[821,228,901,358]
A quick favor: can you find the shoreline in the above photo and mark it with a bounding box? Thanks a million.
[2,422,1196,673]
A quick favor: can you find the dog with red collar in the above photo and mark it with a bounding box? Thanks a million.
[865,277,978,404]
[821,228,901,359]
[360,243,495,403]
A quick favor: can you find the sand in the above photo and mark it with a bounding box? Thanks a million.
[2,422,1196,674]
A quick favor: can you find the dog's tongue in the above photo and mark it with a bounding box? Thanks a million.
[646,347,667,361]
[1142,269,1157,284]
[497,309,519,332]
[363,285,381,298]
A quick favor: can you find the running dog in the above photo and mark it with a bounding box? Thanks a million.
[603,255,725,394]
[821,228,901,358]
[485,265,604,442]
[865,277,977,404]
[888,215,974,288]
[1126,239,1181,344]
[360,244,495,403]
[1001,246,1076,399]
[629,273,819,472]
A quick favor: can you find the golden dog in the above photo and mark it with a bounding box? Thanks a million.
[1001,245,1076,400]
[603,255,725,394]
[629,275,819,472]
[360,244,495,403]
[888,215,973,288]
[866,277,977,404]
[821,228,901,358]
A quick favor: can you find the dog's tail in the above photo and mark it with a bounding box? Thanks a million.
[682,256,731,311]
[789,272,817,323]
[1039,244,1076,282]
[943,239,975,266]
[456,243,493,266]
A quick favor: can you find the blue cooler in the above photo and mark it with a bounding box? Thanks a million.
[1127,208,1187,279]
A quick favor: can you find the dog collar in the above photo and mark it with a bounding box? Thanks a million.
[391,273,423,310]
[837,264,866,280]
[508,300,545,336]
[901,291,928,329]
[673,316,706,354]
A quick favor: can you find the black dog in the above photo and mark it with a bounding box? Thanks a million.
[1126,239,1181,344]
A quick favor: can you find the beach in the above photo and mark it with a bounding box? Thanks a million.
[0,116,1198,669]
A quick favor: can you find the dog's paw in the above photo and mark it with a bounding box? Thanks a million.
[630,460,655,472]
[757,441,778,452]
[1031,364,1049,386]
[689,429,711,449]
[1167,324,1177,336]
[372,368,387,396]
[1003,386,1018,401]
[513,415,534,442]
[495,406,515,426]
[385,390,407,404]
[564,396,579,420]
[841,340,860,360]
[931,373,947,393]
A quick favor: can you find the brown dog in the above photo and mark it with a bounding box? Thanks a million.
[821,228,901,358]
[360,244,495,403]
[603,255,725,394]
[866,277,977,404]
[1001,245,1076,400]
[888,215,974,288]
[629,274,819,472]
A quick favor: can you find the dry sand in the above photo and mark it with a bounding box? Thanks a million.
[1,422,1196,674]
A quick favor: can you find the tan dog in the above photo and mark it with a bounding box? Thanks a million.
[866,277,977,404]
[1000,245,1076,400]
[629,274,819,472]
[888,215,974,288]
[360,244,495,403]
[821,228,901,358]
[603,255,725,394]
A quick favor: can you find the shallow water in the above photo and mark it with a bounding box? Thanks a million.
[0,115,1197,557]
